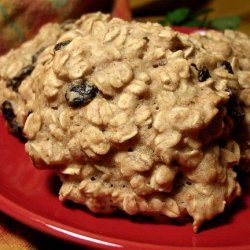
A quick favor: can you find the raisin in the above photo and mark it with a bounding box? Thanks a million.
[2,101,15,122]
[7,64,35,91]
[226,93,245,121]
[198,66,210,82]
[6,78,20,92]
[65,80,98,108]
[32,47,45,64]
[153,60,167,68]
[191,64,211,82]
[54,40,71,51]
[1,101,26,141]
[9,120,27,142]
[172,37,184,52]
[21,64,35,75]
[222,60,234,74]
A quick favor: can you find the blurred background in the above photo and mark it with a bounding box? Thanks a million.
[0,0,250,54]
[131,0,250,34]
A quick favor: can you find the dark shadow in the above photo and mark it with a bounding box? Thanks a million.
[198,173,250,232]
[47,171,250,232]
[47,173,63,197]
[0,211,88,250]
[237,170,250,196]
[63,199,191,228]
[133,0,210,17]
[198,196,245,232]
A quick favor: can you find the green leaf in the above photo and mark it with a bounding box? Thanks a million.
[210,16,241,30]
[159,7,241,30]
[184,18,208,27]
[166,8,190,25]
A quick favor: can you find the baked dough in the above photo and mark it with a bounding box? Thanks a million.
[0,20,76,139]
[0,13,244,232]
[191,30,250,172]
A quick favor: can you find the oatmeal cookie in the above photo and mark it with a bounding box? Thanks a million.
[12,13,241,231]
[191,30,250,171]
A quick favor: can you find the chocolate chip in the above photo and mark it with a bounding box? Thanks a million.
[54,40,71,51]
[7,64,35,91]
[222,60,234,74]
[65,80,98,108]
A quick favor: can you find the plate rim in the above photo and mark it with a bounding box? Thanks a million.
[1,192,250,250]
[0,193,187,250]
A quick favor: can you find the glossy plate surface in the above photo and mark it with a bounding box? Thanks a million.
[0,27,250,250]
[1,116,250,250]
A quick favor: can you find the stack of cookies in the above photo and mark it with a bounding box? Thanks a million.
[0,12,249,232]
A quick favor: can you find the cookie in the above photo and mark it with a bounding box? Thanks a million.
[9,13,241,232]
[191,30,250,171]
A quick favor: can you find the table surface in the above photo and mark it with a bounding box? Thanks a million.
[1,0,250,249]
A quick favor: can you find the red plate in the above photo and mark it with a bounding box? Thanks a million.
[1,115,250,250]
[0,27,250,249]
